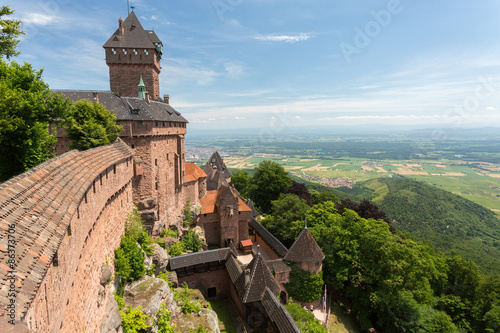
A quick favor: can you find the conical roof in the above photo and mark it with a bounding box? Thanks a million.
[236,251,281,303]
[103,12,157,49]
[284,228,325,263]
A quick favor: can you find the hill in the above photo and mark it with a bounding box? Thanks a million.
[340,177,500,274]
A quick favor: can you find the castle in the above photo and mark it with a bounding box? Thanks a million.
[0,12,324,333]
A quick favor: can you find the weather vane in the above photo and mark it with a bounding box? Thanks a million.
[131,6,135,12]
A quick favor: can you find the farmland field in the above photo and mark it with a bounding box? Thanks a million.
[186,133,500,215]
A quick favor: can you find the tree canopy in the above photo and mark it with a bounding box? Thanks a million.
[0,60,70,181]
[63,99,123,151]
[248,160,291,212]
[0,5,23,59]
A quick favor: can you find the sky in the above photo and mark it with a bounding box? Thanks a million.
[7,0,500,134]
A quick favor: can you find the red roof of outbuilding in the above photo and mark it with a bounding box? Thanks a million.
[184,163,207,183]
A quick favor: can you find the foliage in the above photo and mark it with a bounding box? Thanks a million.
[114,209,154,294]
[0,59,70,181]
[0,5,24,59]
[174,283,202,314]
[262,193,310,247]
[284,180,312,206]
[285,302,327,333]
[63,99,122,151]
[249,160,291,213]
[114,293,125,311]
[285,265,324,303]
[230,169,251,198]
[183,199,193,227]
[120,305,150,333]
[125,208,153,255]
[356,177,500,274]
[190,326,210,333]
[310,189,339,205]
[183,229,202,252]
[168,241,186,257]
[156,304,176,333]
[157,271,174,288]
[335,198,387,222]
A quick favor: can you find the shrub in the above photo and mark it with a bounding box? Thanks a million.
[183,229,202,252]
[120,305,150,333]
[156,304,176,333]
[168,242,186,257]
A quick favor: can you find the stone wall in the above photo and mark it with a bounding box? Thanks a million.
[0,141,134,332]
[178,269,231,300]
[254,234,281,260]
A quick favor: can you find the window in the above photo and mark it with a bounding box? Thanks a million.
[155,159,158,166]
[144,49,149,55]
[138,121,143,128]
[113,164,116,174]
[133,49,138,55]
[122,48,127,54]
[67,224,72,236]
[111,48,116,54]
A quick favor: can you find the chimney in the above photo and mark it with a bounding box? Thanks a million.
[145,92,151,104]
[92,91,99,103]
[163,94,170,104]
[118,17,124,35]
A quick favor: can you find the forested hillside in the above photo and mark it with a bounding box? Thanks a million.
[234,161,500,332]
[339,177,500,274]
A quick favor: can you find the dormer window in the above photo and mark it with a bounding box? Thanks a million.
[111,48,116,55]
[144,49,149,55]
[122,49,127,54]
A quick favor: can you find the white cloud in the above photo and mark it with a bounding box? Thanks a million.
[254,33,310,43]
[224,62,244,78]
[21,13,60,25]
[486,106,496,111]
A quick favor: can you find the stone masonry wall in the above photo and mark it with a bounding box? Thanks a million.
[23,154,134,332]
[108,63,160,98]
[178,269,231,300]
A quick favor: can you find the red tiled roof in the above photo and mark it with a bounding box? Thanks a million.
[199,190,218,214]
[240,240,253,247]
[0,139,133,319]
[238,197,252,212]
[184,163,207,183]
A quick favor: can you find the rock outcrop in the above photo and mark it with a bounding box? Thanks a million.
[151,243,169,275]
[123,275,177,317]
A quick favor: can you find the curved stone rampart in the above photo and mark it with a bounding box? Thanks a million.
[0,139,134,332]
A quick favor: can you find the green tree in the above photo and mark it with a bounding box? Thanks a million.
[63,99,122,151]
[0,6,24,59]
[230,169,251,198]
[249,160,291,212]
[0,60,70,181]
[262,193,310,247]
[285,265,324,303]
[156,304,176,333]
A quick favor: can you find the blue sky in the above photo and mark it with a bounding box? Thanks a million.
[7,0,500,132]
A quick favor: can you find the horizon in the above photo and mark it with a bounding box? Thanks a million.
[8,0,500,132]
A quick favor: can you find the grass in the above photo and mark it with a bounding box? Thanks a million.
[207,299,238,333]
[328,302,360,333]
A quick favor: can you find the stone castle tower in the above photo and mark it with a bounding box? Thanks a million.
[103,12,163,98]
